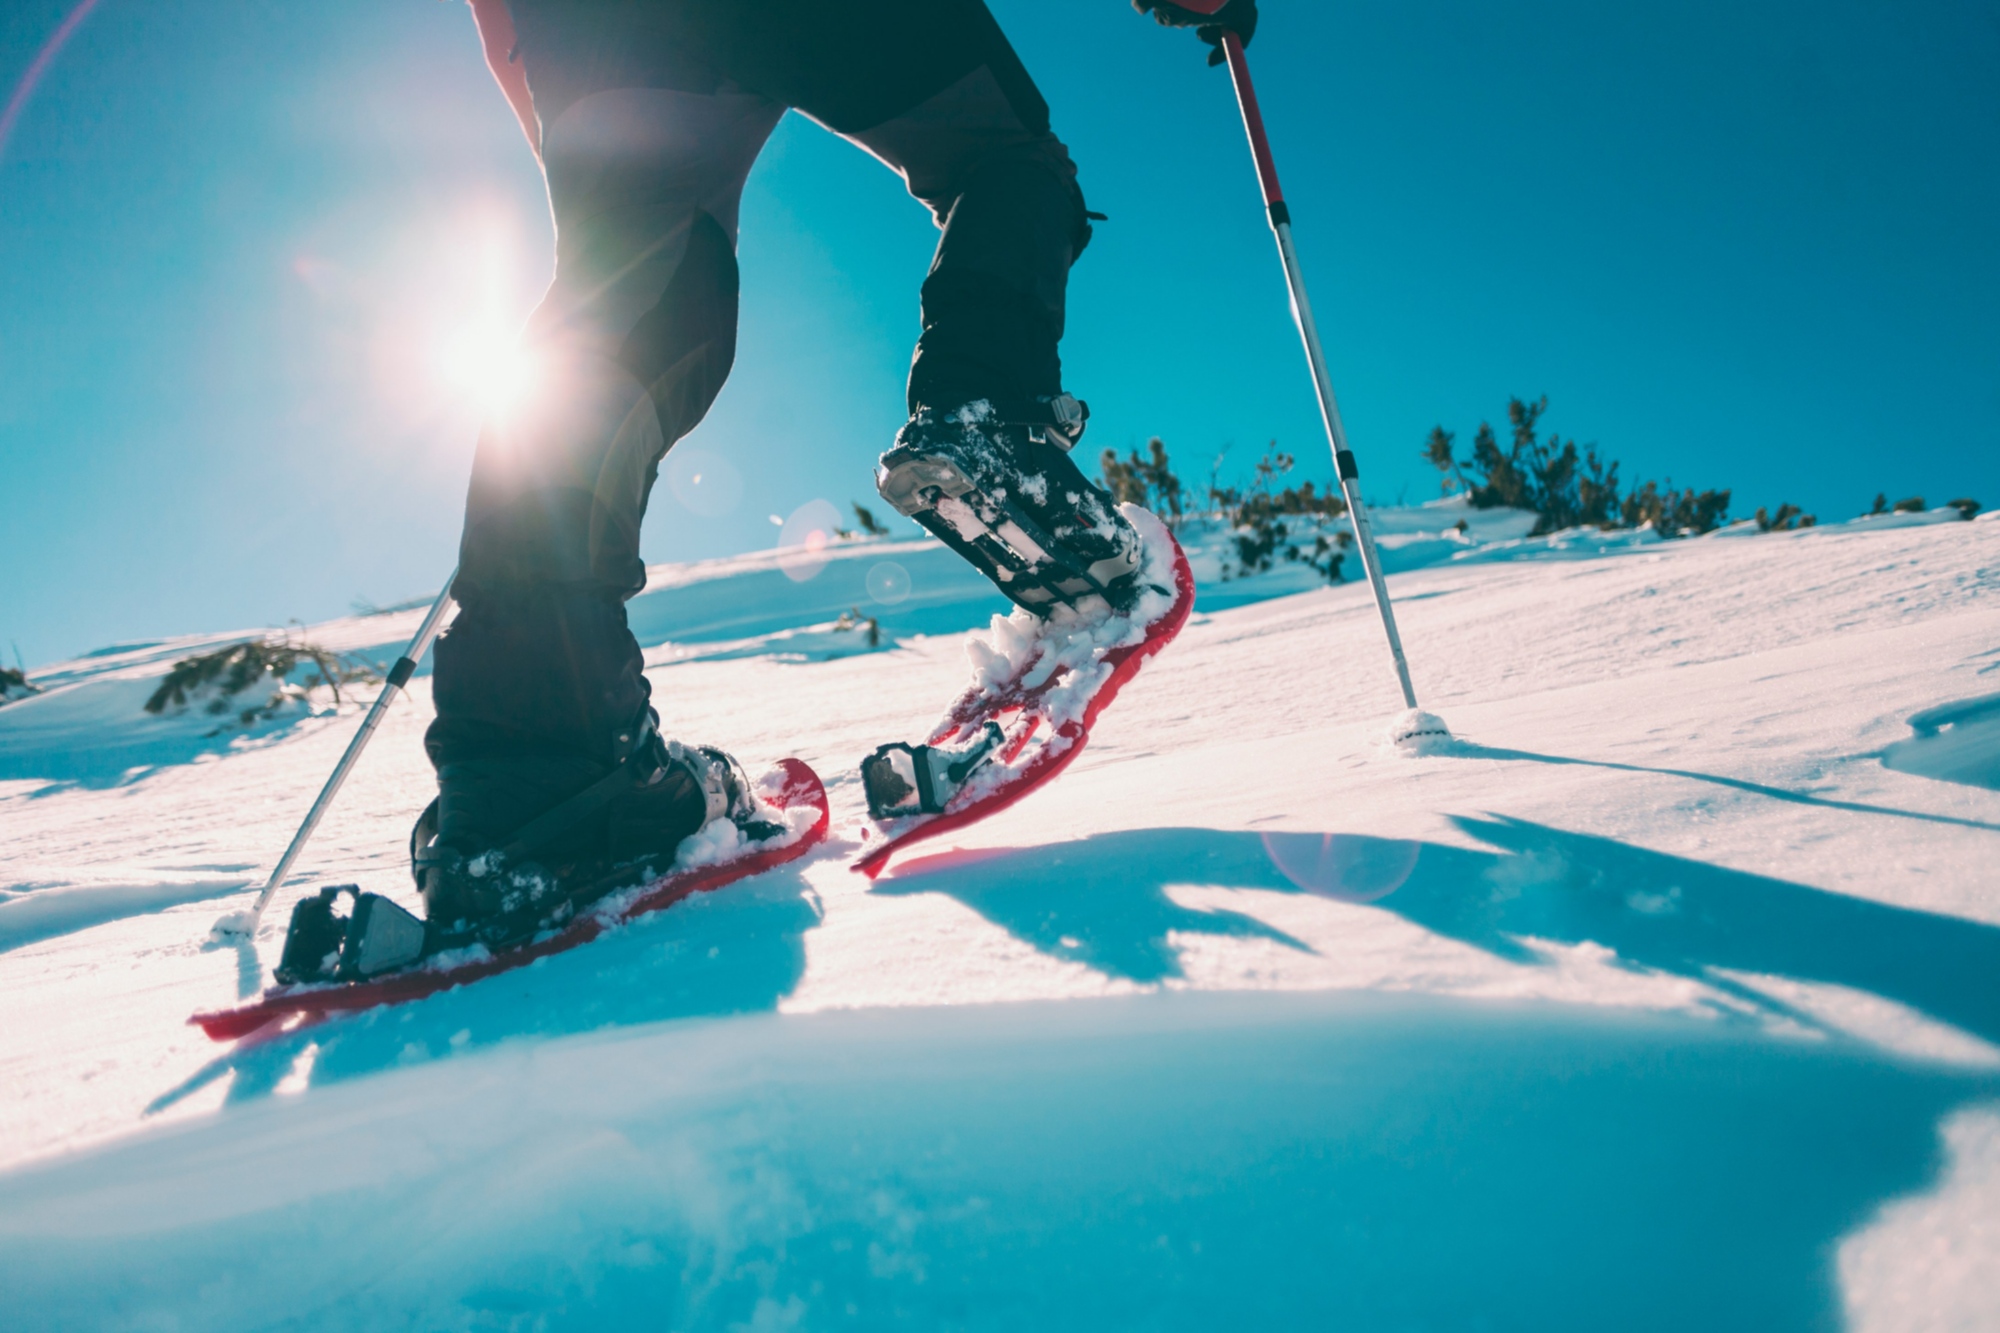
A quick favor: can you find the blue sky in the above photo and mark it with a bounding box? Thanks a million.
[3,0,1996,667]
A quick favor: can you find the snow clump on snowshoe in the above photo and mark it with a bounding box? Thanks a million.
[960,503,1181,731]
[861,504,1186,825]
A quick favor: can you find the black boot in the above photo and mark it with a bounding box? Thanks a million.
[412,723,765,951]
[876,395,1143,617]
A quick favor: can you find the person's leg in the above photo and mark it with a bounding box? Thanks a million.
[677,0,1135,615]
[431,1,784,852]
[679,0,1089,414]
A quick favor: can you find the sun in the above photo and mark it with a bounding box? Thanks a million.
[437,317,538,420]
[429,214,544,421]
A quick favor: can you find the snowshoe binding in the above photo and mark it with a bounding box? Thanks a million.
[852,503,1196,877]
[876,396,1143,617]
[862,720,1006,820]
[273,884,427,985]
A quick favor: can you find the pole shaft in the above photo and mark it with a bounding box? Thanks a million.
[1270,222,1419,708]
[1219,33,1284,208]
[1218,33,1420,710]
[241,576,458,925]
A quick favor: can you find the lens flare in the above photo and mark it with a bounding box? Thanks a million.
[1259,831,1421,903]
[0,0,104,163]
[666,446,744,517]
[867,561,912,605]
[427,217,543,422]
[779,499,846,583]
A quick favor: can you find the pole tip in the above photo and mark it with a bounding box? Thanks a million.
[1389,709,1453,756]
[208,910,259,942]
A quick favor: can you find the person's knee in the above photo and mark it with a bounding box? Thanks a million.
[936,139,1091,263]
[457,210,741,597]
[616,210,741,443]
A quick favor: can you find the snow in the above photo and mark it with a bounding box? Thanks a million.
[1,501,1996,1329]
[1387,707,1453,753]
[669,779,819,874]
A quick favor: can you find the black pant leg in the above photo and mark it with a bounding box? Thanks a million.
[432,5,783,767]
[689,0,1091,412]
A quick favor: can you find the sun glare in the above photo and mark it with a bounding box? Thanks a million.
[431,218,543,422]
[437,319,537,420]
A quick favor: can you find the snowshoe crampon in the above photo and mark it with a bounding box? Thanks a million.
[854,506,1193,878]
[191,759,829,1043]
[876,396,1143,617]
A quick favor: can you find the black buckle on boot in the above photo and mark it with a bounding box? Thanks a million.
[275,885,428,985]
[1024,393,1089,451]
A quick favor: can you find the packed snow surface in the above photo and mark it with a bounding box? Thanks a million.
[2,497,1997,1330]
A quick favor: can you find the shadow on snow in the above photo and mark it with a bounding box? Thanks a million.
[164,816,2000,1117]
[871,819,2000,1048]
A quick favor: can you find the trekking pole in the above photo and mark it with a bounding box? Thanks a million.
[210,574,459,939]
[1184,15,1448,745]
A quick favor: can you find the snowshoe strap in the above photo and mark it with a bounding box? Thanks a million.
[487,734,740,867]
[982,393,1089,450]
[492,749,659,866]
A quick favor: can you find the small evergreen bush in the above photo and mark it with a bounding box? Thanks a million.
[1426,396,1731,537]
[1754,503,1816,532]
[1107,439,1352,583]
[1863,494,1981,519]
[1101,437,1186,527]
[1207,444,1351,582]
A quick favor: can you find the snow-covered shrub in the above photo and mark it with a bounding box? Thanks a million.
[144,635,379,732]
[831,607,881,648]
[1100,437,1351,582]
[0,665,39,706]
[1861,494,1980,521]
[1866,492,1930,517]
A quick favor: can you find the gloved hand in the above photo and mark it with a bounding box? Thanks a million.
[1132,0,1258,67]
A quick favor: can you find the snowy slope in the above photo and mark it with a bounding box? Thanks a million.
[1,500,1996,1330]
